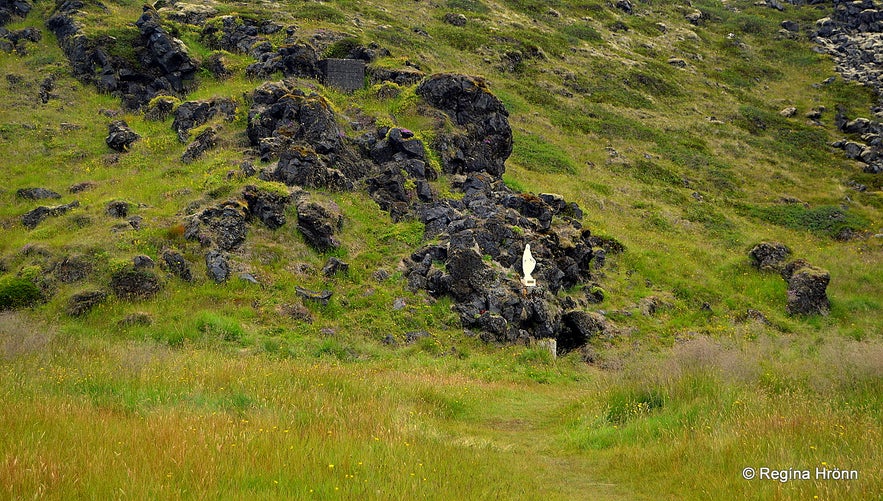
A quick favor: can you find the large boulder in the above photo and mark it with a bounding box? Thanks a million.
[416,74,513,177]
[782,260,830,315]
[246,82,363,180]
[296,197,343,251]
[560,310,609,352]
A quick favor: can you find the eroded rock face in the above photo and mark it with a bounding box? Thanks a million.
[47,4,198,109]
[417,74,513,177]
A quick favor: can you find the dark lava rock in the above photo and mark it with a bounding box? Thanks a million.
[0,0,31,27]
[417,74,513,178]
[205,250,230,284]
[781,20,799,32]
[295,197,343,252]
[246,41,320,79]
[246,82,364,180]
[181,126,218,163]
[22,200,79,229]
[322,257,349,277]
[367,66,425,86]
[201,14,271,56]
[110,267,161,299]
[134,8,198,92]
[67,290,107,316]
[782,260,830,315]
[242,184,292,230]
[203,52,230,79]
[560,311,608,352]
[186,201,249,251]
[47,4,197,109]
[272,146,352,190]
[172,98,236,142]
[161,248,192,281]
[55,255,91,283]
[405,330,431,344]
[106,121,140,152]
[615,0,633,14]
[749,242,792,271]
[106,200,130,218]
[296,286,332,305]
[16,187,61,200]
[205,250,229,283]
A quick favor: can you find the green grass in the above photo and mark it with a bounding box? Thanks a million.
[739,204,870,239]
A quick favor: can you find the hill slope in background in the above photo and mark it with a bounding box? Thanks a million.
[1,0,881,498]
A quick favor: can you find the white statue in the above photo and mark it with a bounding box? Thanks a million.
[522,243,537,287]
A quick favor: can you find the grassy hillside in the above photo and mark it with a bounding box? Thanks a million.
[1,0,881,498]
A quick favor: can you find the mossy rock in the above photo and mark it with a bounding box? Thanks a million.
[110,267,162,300]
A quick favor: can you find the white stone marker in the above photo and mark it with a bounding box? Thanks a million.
[522,243,537,287]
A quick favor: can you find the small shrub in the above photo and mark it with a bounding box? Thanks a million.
[0,276,43,310]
